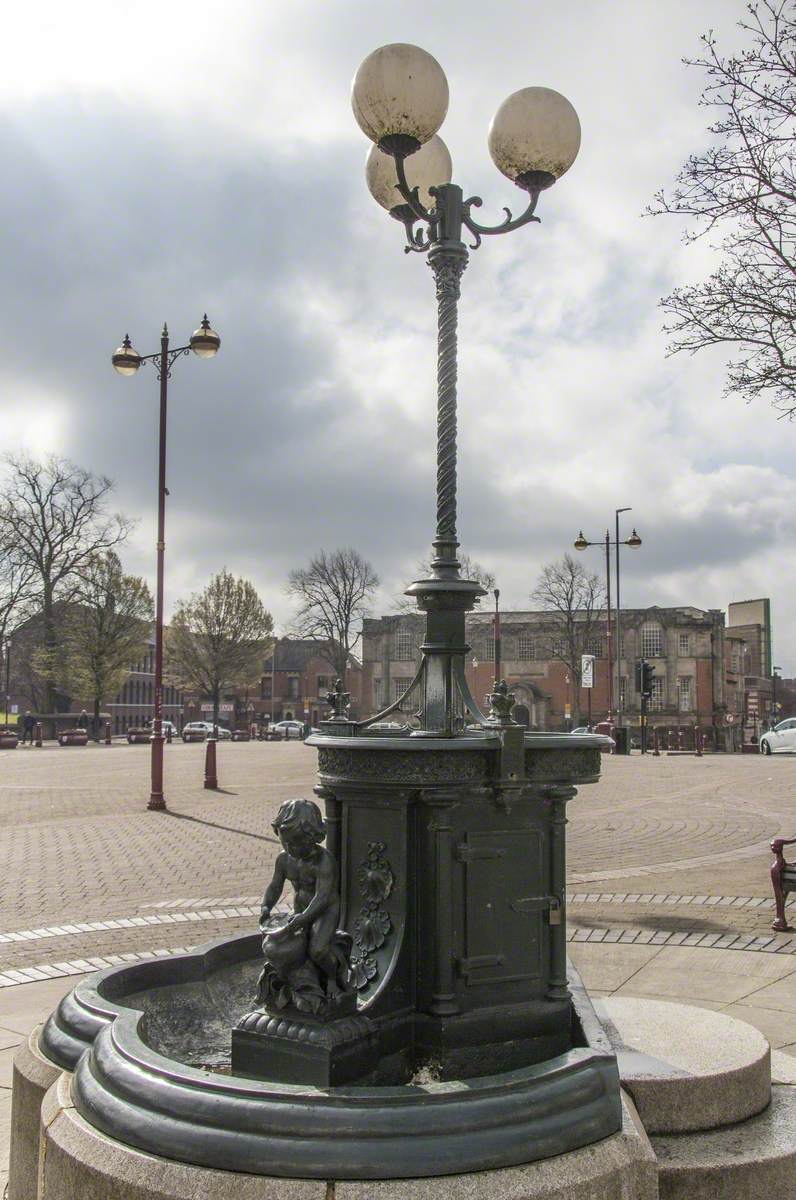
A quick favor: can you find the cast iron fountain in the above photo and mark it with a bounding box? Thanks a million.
[13,43,625,1198]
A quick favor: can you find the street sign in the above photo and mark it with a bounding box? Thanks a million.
[200,702,234,714]
[581,655,595,688]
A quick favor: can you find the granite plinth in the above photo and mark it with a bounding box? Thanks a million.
[595,997,771,1133]
[37,1073,655,1200]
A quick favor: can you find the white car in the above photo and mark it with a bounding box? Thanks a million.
[760,719,796,754]
[272,720,305,740]
[182,721,232,741]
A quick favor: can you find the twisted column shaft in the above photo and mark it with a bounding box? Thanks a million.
[428,242,467,574]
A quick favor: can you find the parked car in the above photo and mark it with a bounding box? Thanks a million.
[571,726,592,734]
[143,720,179,737]
[760,718,796,755]
[182,721,231,741]
[272,720,305,740]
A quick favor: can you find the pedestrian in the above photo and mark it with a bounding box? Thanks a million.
[21,710,35,745]
[77,709,88,730]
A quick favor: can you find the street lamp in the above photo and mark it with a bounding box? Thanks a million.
[574,520,642,725]
[111,316,221,809]
[353,43,579,733]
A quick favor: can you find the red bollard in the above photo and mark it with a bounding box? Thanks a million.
[250,722,257,739]
[35,722,43,748]
[204,737,218,790]
[653,726,660,756]
[104,721,111,745]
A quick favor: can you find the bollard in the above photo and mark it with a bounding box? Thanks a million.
[204,737,218,790]
[105,721,111,745]
[35,722,43,748]
[653,726,660,756]
[250,723,257,739]
[166,725,173,744]
[695,726,703,756]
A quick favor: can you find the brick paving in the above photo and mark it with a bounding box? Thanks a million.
[0,743,795,973]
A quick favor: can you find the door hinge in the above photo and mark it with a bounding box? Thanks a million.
[456,953,506,979]
[455,844,507,863]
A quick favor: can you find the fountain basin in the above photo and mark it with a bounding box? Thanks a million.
[37,931,620,1179]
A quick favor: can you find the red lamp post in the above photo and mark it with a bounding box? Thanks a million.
[112,316,221,809]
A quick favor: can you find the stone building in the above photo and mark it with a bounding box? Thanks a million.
[362,604,733,737]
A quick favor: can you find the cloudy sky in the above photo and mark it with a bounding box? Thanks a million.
[2,1,792,665]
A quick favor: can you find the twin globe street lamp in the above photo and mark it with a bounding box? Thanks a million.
[111,317,221,809]
[574,517,642,726]
[352,44,580,732]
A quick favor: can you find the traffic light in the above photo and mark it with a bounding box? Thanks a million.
[635,661,643,693]
[641,662,655,698]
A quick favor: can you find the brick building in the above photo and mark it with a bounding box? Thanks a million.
[362,602,763,741]
[261,638,363,726]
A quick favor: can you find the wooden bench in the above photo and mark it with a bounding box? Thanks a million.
[771,838,796,931]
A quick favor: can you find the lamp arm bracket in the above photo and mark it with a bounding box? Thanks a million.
[141,345,191,380]
[462,190,542,239]
[393,153,435,223]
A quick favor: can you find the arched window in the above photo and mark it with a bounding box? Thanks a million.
[640,623,663,658]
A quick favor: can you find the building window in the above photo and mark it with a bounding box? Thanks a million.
[261,678,272,700]
[649,676,664,711]
[483,637,495,661]
[678,633,690,655]
[641,624,663,658]
[619,676,627,709]
[393,678,412,701]
[287,677,299,699]
[586,636,604,658]
[551,638,566,658]
[678,676,693,711]
[518,637,535,660]
[394,630,415,661]
[316,675,330,694]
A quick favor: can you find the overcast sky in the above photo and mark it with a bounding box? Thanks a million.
[1,1,792,667]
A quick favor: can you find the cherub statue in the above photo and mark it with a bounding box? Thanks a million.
[257,797,354,1016]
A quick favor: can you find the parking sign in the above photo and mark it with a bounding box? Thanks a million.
[581,654,595,688]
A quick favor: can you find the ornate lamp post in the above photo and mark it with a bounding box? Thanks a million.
[112,316,221,809]
[574,521,641,726]
[353,43,580,733]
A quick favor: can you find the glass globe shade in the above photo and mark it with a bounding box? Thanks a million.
[366,134,452,212]
[351,43,448,151]
[111,336,140,377]
[488,87,580,190]
[190,315,221,358]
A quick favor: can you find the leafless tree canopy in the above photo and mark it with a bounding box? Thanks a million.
[288,548,379,681]
[66,552,153,736]
[649,1,796,416]
[0,455,132,711]
[530,554,606,726]
[167,570,273,725]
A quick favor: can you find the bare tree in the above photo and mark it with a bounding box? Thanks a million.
[66,552,153,739]
[530,554,606,727]
[288,548,379,682]
[167,570,273,728]
[649,1,796,415]
[0,455,132,711]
